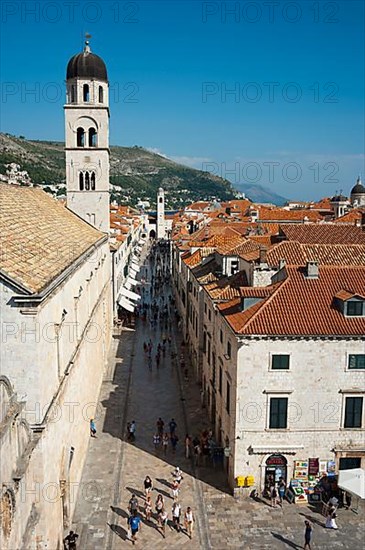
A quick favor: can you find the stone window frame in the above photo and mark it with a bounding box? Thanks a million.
[269,352,291,372]
[346,352,365,371]
[264,390,293,431]
[341,393,364,429]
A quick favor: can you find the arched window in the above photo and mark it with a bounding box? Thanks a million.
[85,172,90,191]
[89,128,97,147]
[91,171,96,190]
[99,86,103,103]
[70,85,76,103]
[76,127,85,147]
[159,197,163,203]
[79,172,84,191]
[83,84,90,102]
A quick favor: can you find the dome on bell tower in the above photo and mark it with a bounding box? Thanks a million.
[66,40,108,82]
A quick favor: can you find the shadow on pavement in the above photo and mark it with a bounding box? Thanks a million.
[108,523,129,541]
[271,532,302,549]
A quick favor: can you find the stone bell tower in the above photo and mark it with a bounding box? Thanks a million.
[156,187,166,239]
[64,38,110,233]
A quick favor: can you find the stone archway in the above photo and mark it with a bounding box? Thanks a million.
[149,229,156,239]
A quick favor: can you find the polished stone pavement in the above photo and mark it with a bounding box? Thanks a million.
[72,248,365,550]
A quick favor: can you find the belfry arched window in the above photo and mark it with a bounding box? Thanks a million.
[89,128,97,147]
[85,172,90,191]
[79,172,84,190]
[70,85,76,103]
[99,86,103,103]
[83,84,90,102]
[91,171,96,190]
[76,127,85,147]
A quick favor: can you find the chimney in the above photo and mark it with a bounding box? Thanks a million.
[279,258,286,270]
[306,260,319,279]
[259,245,267,264]
[225,207,231,216]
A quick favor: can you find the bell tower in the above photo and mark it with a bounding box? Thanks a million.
[64,38,110,233]
[156,187,166,239]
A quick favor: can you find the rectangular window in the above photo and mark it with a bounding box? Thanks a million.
[269,397,288,429]
[344,397,363,428]
[348,355,365,369]
[226,381,230,414]
[204,303,207,314]
[347,301,363,316]
[220,329,223,344]
[219,366,222,394]
[271,355,290,370]
[226,341,231,359]
[207,339,211,365]
[208,310,211,321]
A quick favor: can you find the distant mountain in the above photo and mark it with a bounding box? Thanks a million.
[0,133,236,208]
[236,183,288,206]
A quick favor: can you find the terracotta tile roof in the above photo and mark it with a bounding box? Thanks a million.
[335,289,365,301]
[279,224,365,244]
[186,201,211,211]
[0,183,104,294]
[333,209,364,225]
[205,271,249,300]
[184,249,203,268]
[219,265,365,336]
[258,207,323,222]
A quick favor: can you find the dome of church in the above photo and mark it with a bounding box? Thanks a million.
[66,42,107,82]
[351,177,365,195]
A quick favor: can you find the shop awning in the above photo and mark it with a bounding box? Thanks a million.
[121,288,141,301]
[129,268,138,278]
[126,276,138,287]
[338,469,365,499]
[131,262,140,271]
[118,297,135,312]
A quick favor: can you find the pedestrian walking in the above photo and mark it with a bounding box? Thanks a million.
[184,506,195,539]
[173,466,183,486]
[144,496,152,521]
[89,419,97,437]
[128,494,139,516]
[63,530,79,549]
[169,418,177,435]
[172,502,181,532]
[156,417,164,436]
[129,420,136,441]
[171,433,179,453]
[143,475,153,497]
[153,433,161,451]
[278,477,286,505]
[270,485,278,508]
[185,434,192,459]
[162,432,169,455]
[155,494,165,515]
[171,479,179,500]
[127,511,141,545]
[325,506,338,529]
[158,507,168,538]
[304,520,313,549]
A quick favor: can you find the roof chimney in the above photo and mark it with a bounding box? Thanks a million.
[259,245,268,264]
[279,258,286,270]
[305,260,319,279]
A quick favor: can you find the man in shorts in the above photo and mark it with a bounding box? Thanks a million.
[128,512,141,545]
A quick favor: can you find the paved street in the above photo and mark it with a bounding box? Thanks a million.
[72,244,365,550]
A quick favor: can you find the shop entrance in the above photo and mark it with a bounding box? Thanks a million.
[264,454,287,495]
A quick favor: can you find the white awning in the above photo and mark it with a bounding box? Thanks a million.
[126,276,138,287]
[118,297,135,312]
[138,238,146,245]
[338,469,365,499]
[121,288,141,301]
[124,281,132,290]
[131,262,140,271]
[129,268,138,278]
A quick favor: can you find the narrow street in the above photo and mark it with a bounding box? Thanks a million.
[72,242,365,550]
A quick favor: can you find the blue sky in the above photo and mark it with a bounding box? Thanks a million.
[1,0,364,200]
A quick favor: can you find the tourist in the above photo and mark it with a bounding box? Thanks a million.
[325,506,338,529]
[169,418,177,435]
[155,494,165,515]
[185,434,192,458]
[171,479,179,501]
[143,475,153,497]
[172,501,181,532]
[278,477,286,505]
[89,419,96,438]
[173,466,183,486]
[127,511,142,545]
[129,420,136,441]
[304,520,313,549]
[63,530,79,549]
[156,417,164,436]
[184,506,195,539]
[144,496,152,521]
[158,507,168,538]
[170,432,179,453]
[128,494,139,516]
[162,432,169,455]
[153,433,161,451]
[270,484,278,508]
